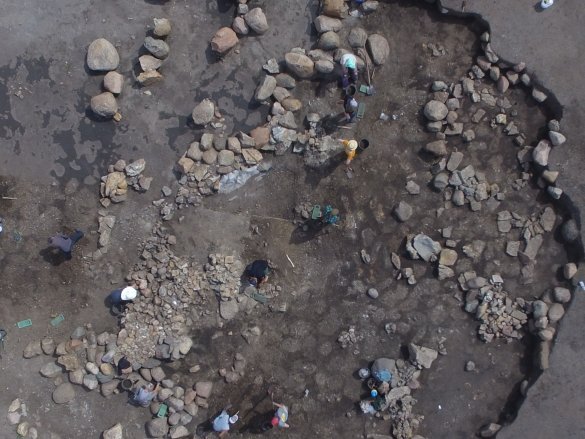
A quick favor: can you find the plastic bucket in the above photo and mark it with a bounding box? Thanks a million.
[121,379,134,391]
[346,85,357,97]
[359,139,370,150]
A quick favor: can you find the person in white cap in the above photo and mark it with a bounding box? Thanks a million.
[340,138,359,170]
[212,408,239,437]
[340,53,358,86]
[108,286,138,315]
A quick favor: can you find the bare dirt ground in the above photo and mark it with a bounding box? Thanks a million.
[0,1,571,438]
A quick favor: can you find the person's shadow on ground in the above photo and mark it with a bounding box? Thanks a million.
[289,219,329,245]
[239,411,274,435]
[39,247,69,266]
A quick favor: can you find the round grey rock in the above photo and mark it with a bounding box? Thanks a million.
[432,172,449,191]
[285,52,314,79]
[191,99,215,125]
[218,150,235,166]
[424,100,449,121]
[366,34,390,65]
[52,383,75,404]
[532,300,549,319]
[244,8,269,34]
[87,38,119,72]
[146,418,169,438]
[90,92,118,118]
[367,288,379,299]
[153,18,171,37]
[393,201,413,222]
[553,287,571,303]
[318,31,340,50]
[348,27,368,48]
[144,37,170,59]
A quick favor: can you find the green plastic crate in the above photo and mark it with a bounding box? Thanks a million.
[50,314,65,327]
[157,403,168,418]
[17,319,32,328]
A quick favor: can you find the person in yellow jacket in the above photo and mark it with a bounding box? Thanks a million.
[341,139,358,170]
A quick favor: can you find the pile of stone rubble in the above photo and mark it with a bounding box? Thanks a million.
[137,18,172,86]
[119,226,243,363]
[99,158,150,207]
[357,343,439,439]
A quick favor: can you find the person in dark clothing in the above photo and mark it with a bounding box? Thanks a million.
[246,260,271,287]
[48,229,84,259]
[117,356,133,375]
[108,286,138,315]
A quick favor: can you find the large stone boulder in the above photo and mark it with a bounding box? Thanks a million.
[408,343,438,369]
[153,18,172,37]
[146,418,169,438]
[211,27,239,54]
[366,34,390,65]
[90,92,118,118]
[232,17,249,35]
[318,31,340,50]
[23,340,42,358]
[40,362,63,378]
[87,38,120,72]
[348,27,368,48]
[285,52,314,78]
[244,8,269,34]
[191,99,215,125]
[423,100,448,121]
[52,383,75,404]
[250,126,270,148]
[314,15,342,33]
[144,37,170,59]
[322,0,346,18]
[103,423,123,439]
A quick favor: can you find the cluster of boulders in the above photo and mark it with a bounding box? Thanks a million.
[7,398,38,439]
[99,158,149,207]
[174,128,266,208]
[309,14,390,77]
[358,344,438,439]
[144,380,216,439]
[22,324,123,403]
[137,18,172,86]
[22,323,219,439]
[427,154,503,213]
[87,38,123,119]
[211,4,268,55]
